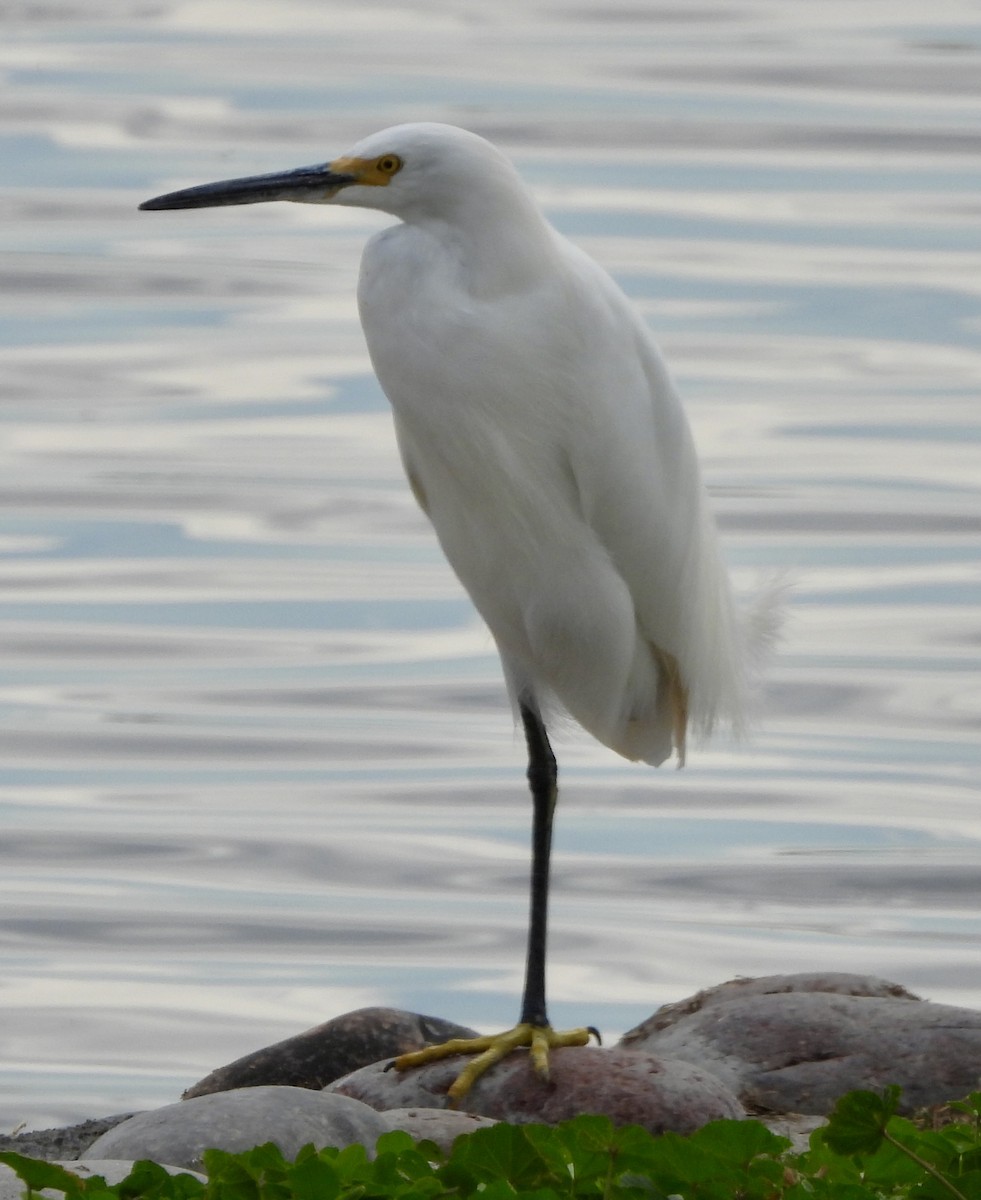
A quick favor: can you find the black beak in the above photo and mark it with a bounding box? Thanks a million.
[139,162,358,211]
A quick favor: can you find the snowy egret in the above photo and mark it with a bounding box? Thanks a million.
[140,123,752,1103]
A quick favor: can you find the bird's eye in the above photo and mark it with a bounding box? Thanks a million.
[376,155,403,176]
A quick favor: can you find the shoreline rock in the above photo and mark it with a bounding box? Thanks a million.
[6,974,980,1165]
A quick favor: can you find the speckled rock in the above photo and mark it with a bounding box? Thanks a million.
[624,975,981,1114]
[622,973,919,1041]
[86,1086,388,1170]
[0,1160,204,1200]
[184,1007,479,1097]
[329,1045,744,1133]
[380,1107,497,1152]
[0,1115,135,1161]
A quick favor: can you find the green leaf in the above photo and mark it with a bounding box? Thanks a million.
[284,1154,340,1200]
[554,1113,616,1152]
[950,1094,981,1123]
[786,1182,878,1200]
[0,1153,90,1197]
[687,1117,790,1165]
[440,1122,553,1191]
[825,1086,903,1156]
[548,1114,620,1184]
[911,1126,967,1172]
[958,1147,981,1173]
[627,1130,728,1195]
[18,1087,981,1200]
[850,1131,926,1191]
[521,1122,574,1178]
[943,1168,981,1200]
[371,1131,417,1158]
[116,1160,205,1200]
[325,1143,370,1186]
[201,1149,262,1200]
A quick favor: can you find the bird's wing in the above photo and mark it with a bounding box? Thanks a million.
[556,243,746,737]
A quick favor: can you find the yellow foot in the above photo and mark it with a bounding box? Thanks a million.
[388,1022,599,1107]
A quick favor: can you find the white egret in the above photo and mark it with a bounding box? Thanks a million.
[140,123,753,1104]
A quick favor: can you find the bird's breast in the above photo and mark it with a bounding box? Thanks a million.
[361,232,578,438]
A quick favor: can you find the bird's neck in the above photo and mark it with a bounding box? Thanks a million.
[414,193,559,299]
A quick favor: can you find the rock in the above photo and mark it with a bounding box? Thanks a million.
[85,1086,389,1170]
[183,1007,479,1097]
[0,1160,204,1200]
[329,1045,744,1133]
[759,1114,828,1153]
[18,976,980,1158]
[379,1107,497,1152]
[622,973,919,1041]
[623,975,981,1114]
[0,1115,135,1161]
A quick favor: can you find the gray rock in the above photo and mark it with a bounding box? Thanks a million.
[86,1086,388,1170]
[624,977,981,1114]
[329,1045,744,1133]
[184,1008,479,1098]
[379,1107,497,1152]
[0,1160,204,1200]
[0,1115,135,1162]
[759,1114,828,1153]
[622,972,919,1041]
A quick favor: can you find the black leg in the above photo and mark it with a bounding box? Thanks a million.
[518,699,557,1029]
[388,697,593,1100]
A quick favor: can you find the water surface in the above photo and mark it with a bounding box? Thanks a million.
[1,0,980,1129]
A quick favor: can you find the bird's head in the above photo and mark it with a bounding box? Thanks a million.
[139,123,527,224]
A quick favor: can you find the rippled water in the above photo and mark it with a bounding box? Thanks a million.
[2,0,980,1129]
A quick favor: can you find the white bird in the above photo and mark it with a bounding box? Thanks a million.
[141,122,751,1103]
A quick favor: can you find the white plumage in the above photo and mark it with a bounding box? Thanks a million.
[140,122,760,1098]
[347,123,745,766]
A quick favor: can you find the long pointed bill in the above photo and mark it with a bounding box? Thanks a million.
[139,162,358,211]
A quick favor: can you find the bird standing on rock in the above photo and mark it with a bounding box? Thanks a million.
[141,122,754,1105]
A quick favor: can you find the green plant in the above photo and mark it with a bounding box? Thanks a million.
[5,1089,981,1200]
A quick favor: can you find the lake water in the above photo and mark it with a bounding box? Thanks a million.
[1,0,980,1130]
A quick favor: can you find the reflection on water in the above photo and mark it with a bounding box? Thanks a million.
[1,0,980,1129]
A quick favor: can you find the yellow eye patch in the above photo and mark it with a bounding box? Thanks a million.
[331,154,403,186]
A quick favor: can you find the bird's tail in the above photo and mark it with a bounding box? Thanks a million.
[661,569,787,764]
[736,571,789,729]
